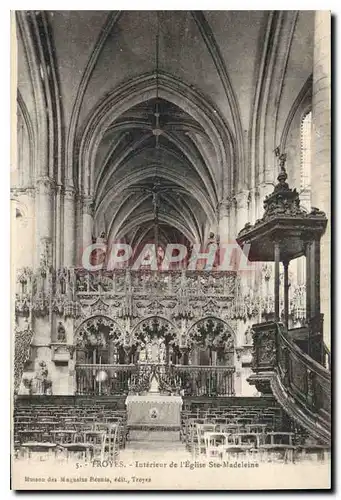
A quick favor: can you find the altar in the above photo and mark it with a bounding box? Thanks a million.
[125,394,183,429]
[125,332,183,429]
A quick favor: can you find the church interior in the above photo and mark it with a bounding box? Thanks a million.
[12,10,331,464]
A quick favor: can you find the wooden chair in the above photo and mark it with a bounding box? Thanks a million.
[245,423,268,434]
[204,432,227,459]
[294,444,330,463]
[259,432,296,463]
[196,424,217,456]
[58,432,93,462]
[20,441,57,460]
[215,418,230,425]
[222,434,251,460]
[94,423,119,459]
[83,431,107,461]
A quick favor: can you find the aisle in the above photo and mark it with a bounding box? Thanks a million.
[122,429,189,457]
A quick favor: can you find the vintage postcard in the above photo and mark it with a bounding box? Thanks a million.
[11,10,331,490]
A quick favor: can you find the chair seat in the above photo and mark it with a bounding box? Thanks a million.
[224,446,251,453]
[296,445,329,454]
[21,442,57,450]
[59,443,93,451]
[260,444,296,450]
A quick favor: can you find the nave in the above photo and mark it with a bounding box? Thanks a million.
[13,398,330,466]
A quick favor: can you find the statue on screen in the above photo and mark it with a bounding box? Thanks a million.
[138,336,166,364]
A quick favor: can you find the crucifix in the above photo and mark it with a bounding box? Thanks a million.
[128,178,175,264]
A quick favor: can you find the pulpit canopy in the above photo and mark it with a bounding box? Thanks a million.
[236,160,328,363]
[236,168,327,262]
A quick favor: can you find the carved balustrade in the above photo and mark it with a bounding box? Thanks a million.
[174,365,235,397]
[76,363,137,396]
[75,363,235,397]
[249,320,331,438]
[74,269,237,298]
[277,323,331,416]
[251,322,278,373]
[15,266,309,329]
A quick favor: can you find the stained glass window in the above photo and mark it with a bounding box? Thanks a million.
[300,110,312,191]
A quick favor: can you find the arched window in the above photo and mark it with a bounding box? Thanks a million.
[300,110,312,192]
[293,110,313,303]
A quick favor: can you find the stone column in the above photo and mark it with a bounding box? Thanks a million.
[235,190,253,288]
[54,185,63,269]
[82,195,94,265]
[63,186,76,267]
[218,198,233,243]
[235,190,250,234]
[10,196,18,326]
[218,199,231,268]
[75,193,83,267]
[311,11,331,347]
[35,176,55,269]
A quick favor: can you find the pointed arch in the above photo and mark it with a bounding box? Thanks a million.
[187,316,236,350]
[77,71,234,200]
[74,315,124,347]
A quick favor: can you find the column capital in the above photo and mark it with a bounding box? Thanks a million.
[64,185,76,201]
[82,195,95,216]
[55,184,64,196]
[11,186,36,199]
[218,197,232,218]
[36,176,56,196]
[234,189,250,209]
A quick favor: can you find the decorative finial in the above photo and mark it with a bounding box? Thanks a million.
[274,148,288,186]
[279,153,287,169]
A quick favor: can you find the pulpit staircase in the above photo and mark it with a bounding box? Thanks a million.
[248,321,331,446]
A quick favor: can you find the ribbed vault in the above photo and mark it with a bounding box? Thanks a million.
[85,86,232,247]
[15,10,316,254]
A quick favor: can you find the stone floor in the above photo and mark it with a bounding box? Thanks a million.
[125,429,183,449]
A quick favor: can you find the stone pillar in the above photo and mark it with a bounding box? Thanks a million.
[75,193,83,267]
[10,197,17,326]
[311,11,331,347]
[235,190,254,288]
[35,176,55,269]
[218,199,232,268]
[218,199,231,244]
[54,185,63,269]
[82,195,94,265]
[235,190,250,234]
[63,186,76,267]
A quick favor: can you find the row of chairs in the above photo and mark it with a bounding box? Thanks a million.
[13,402,128,461]
[202,429,295,461]
[201,428,329,463]
[181,405,283,446]
[180,402,329,463]
[16,423,119,462]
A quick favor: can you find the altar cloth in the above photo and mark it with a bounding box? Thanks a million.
[125,394,183,428]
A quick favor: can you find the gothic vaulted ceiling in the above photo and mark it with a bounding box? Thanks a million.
[16,10,314,246]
